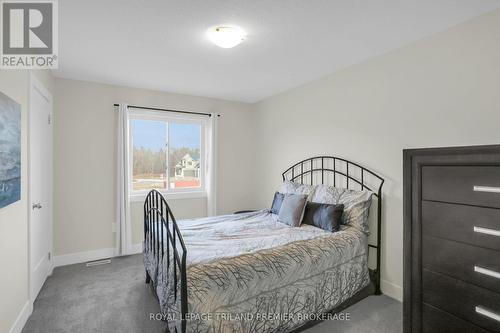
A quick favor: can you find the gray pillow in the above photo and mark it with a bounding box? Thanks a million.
[278,193,308,227]
[302,202,344,232]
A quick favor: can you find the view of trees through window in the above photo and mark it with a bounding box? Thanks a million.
[131,119,201,191]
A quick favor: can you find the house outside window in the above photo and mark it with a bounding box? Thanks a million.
[175,153,200,183]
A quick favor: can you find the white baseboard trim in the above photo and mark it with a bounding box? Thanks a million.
[130,243,143,254]
[52,244,144,268]
[52,247,115,268]
[8,301,32,333]
[381,279,402,302]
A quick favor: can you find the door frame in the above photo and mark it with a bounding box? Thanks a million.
[28,73,54,306]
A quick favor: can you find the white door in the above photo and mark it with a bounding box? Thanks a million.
[29,75,53,300]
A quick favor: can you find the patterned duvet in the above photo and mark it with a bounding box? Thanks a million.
[143,210,370,333]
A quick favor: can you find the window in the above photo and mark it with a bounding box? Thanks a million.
[129,111,205,199]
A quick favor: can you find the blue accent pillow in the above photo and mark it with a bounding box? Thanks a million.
[302,202,344,232]
[270,192,284,215]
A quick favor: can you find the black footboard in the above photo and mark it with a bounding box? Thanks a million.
[144,189,188,333]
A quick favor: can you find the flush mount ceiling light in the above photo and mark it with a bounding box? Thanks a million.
[207,25,246,48]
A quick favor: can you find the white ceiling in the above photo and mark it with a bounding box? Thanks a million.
[56,0,500,103]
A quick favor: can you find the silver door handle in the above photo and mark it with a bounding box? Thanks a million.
[474,266,500,280]
[473,186,500,193]
[32,203,42,209]
[474,226,500,237]
[476,306,500,323]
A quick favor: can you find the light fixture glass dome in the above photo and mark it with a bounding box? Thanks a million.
[207,25,246,48]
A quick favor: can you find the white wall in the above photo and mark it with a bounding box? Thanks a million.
[252,9,500,301]
[53,79,256,256]
[0,70,53,333]
[35,7,500,307]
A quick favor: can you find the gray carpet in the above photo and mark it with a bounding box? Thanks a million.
[22,254,401,333]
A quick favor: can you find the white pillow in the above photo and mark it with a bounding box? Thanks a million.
[311,184,373,234]
[280,180,316,201]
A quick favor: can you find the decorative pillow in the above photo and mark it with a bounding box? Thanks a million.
[302,202,344,232]
[277,193,308,227]
[270,192,284,215]
[311,184,373,233]
[310,184,345,204]
[280,180,316,200]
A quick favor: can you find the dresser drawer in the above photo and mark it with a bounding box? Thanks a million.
[422,200,500,252]
[423,269,500,332]
[423,235,500,292]
[423,303,490,333]
[422,166,500,208]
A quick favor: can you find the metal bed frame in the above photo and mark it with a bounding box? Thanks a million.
[281,156,384,295]
[144,189,188,332]
[143,156,384,333]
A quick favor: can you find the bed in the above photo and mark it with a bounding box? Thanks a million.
[143,156,384,333]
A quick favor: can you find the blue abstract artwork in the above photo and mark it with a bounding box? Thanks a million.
[0,91,21,209]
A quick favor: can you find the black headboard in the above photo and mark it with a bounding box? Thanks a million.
[282,156,384,294]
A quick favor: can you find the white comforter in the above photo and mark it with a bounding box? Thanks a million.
[180,210,355,265]
[144,210,370,333]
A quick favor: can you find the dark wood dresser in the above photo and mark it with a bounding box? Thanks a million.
[404,145,500,333]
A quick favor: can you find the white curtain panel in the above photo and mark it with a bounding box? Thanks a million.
[116,103,132,255]
[206,113,217,216]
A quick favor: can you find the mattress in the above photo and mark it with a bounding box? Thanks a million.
[143,210,370,333]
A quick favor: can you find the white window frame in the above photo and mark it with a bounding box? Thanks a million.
[128,109,207,202]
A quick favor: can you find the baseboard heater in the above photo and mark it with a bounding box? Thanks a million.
[85,259,112,267]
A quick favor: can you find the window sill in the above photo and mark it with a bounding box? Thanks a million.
[129,191,207,202]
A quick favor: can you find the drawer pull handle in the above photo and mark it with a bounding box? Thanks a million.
[473,185,500,193]
[474,226,500,237]
[475,306,500,323]
[474,266,500,280]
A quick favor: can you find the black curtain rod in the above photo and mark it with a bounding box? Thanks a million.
[113,103,220,117]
